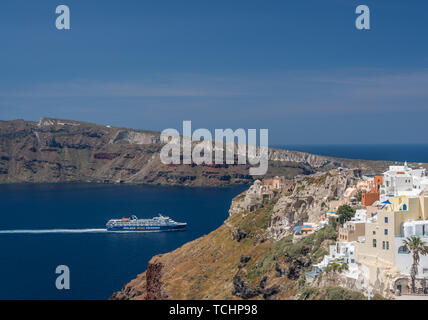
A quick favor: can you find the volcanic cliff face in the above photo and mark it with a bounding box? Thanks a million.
[111,168,366,300]
[0,117,403,186]
[266,170,361,240]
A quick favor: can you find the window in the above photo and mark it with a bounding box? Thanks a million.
[384,229,388,235]
[386,241,389,250]
[373,239,377,248]
[384,217,388,223]
[382,241,385,249]
[398,246,409,254]
[423,268,428,274]
[373,231,376,235]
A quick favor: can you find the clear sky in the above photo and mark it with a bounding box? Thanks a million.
[1,1,427,144]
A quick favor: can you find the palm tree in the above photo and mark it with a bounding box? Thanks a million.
[403,236,428,293]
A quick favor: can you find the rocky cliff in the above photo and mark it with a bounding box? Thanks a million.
[111,168,370,300]
[0,117,408,186]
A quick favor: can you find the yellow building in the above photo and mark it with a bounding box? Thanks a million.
[355,195,428,294]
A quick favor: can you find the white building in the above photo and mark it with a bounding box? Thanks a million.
[395,219,428,277]
[380,162,428,202]
[314,219,329,231]
[352,209,367,222]
[314,242,360,279]
[313,211,368,279]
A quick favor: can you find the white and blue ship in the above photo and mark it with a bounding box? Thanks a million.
[106,214,187,232]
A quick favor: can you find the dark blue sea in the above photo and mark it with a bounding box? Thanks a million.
[275,144,428,163]
[0,184,246,300]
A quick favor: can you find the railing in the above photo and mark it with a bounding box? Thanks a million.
[395,234,428,238]
[109,222,170,226]
[398,289,428,296]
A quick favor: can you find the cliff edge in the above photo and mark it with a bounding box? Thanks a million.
[111,168,372,300]
[0,117,410,186]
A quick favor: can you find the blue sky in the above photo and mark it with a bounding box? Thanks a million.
[1,0,428,144]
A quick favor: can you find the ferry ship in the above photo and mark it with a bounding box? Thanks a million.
[106,214,187,232]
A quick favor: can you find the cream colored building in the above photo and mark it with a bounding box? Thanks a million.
[338,209,368,242]
[355,195,428,293]
[339,221,366,242]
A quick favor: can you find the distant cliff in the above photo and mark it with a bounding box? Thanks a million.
[111,169,376,300]
[0,117,403,186]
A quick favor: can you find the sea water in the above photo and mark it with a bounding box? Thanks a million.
[0,183,246,299]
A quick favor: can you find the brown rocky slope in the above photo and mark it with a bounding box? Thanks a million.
[0,117,417,187]
[111,169,373,300]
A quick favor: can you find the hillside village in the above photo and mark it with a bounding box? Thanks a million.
[112,164,428,300]
[275,163,428,298]
[224,162,428,299]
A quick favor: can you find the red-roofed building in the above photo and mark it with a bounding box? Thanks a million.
[362,176,382,206]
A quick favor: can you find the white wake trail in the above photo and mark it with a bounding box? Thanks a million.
[0,228,107,234]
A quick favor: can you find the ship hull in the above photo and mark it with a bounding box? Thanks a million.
[106,224,186,232]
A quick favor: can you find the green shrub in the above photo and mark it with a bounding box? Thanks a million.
[337,205,355,224]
